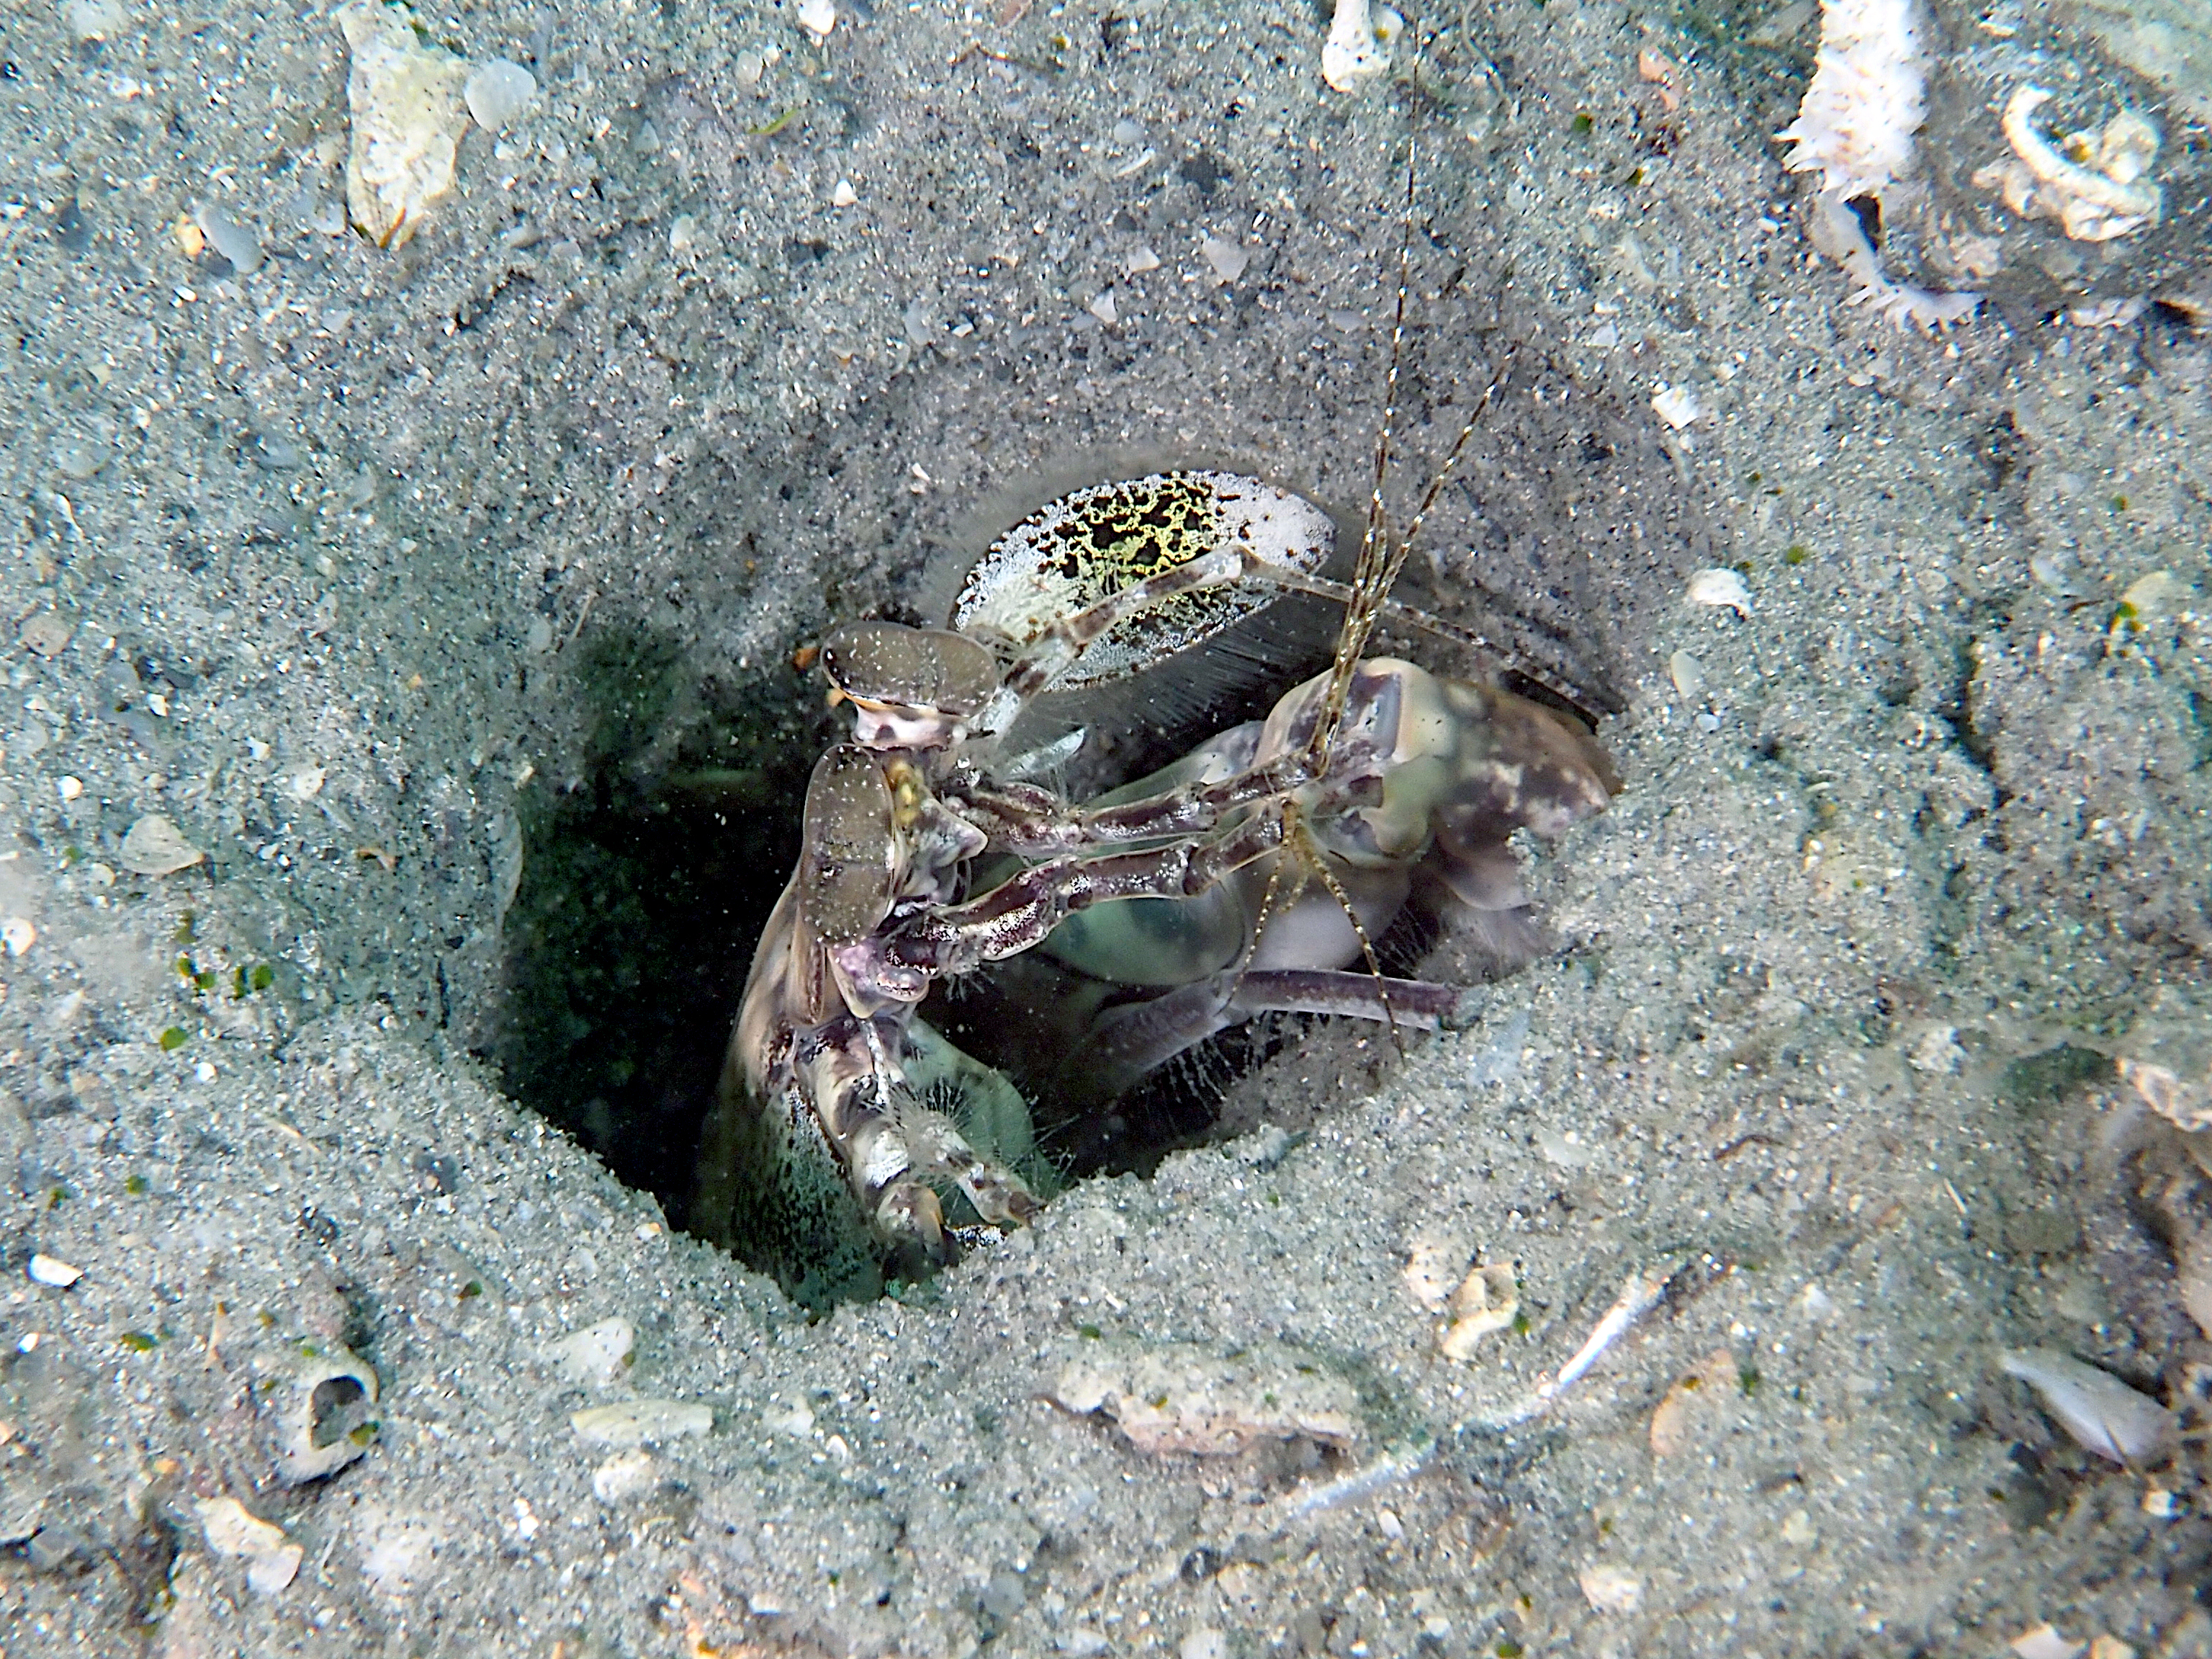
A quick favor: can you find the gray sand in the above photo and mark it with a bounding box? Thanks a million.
[2,0,2208,1654]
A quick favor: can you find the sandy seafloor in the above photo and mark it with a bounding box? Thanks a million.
[4,0,2211,1653]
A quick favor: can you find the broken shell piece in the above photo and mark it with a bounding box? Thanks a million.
[2000,1348,2174,1465]
[1668,649,1705,700]
[2120,1057,2212,1133]
[1401,1237,1461,1310]
[796,0,835,45]
[120,814,205,876]
[2010,1627,2085,1659]
[1321,0,1393,92]
[1578,1562,1643,1613]
[545,1316,635,1388]
[830,178,858,209]
[1049,1339,1359,1455]
[570,1398,713,1448]
[1687,567,1753,616]
[27,1254,81,1288]
[1989,86,2162,243]
[197,1495,287,1560]
[591,1448,660,1503]
[338,1,472,248]
[1651,384,1701,429]
[462,58,536,132]
[247,1544,304,1595]
[277,1344,381,1484]
[1438,1264,1519,1360]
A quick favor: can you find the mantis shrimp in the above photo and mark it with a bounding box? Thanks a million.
[694,203,1618,1303]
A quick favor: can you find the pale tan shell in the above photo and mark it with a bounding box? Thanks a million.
[119,814,204,876]
[339,1,470,248]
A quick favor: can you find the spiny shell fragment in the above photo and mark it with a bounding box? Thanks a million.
[339,0,471,249]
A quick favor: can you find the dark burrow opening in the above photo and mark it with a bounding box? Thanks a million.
[493,627,830,1238]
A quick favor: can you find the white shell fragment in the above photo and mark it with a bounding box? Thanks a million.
[1048,1339,1359,1455]
[546,1316,635,1388]
[1438,1264,1519,1360]
[247,1545,305,1595]
[462,58,536,132]
[120,814,206,876]
[1200,235,1251,283]
[1,918,35,958]
[1401,1237,1461,1310]
[1578,1562,1644,1613]
[277,1344,381,1484]
[2121,1057,2212,1134]
[1984,86,2162,243]
[194,204,263,276]
[591,1448,660,1503]
[2001,1349,2175,1465]
[338,1,472,248]
[1668,649,1706,699]
[830,178,858,209]
[27,1253,81,1287]
[796,0,835,45]
[569,1398,713,1448]
[1651,384,1701,429]
[1687,567,1753,616]
[2008,1627,2085,1659]
[1321,0,1391,92]
[197,1495,287,1560]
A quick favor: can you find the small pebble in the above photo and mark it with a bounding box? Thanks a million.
[246,1544,303,1595]
[2010,1626,2084,1659]
[1125,245,1161,275]
[1087,291,1118,325]
[831,179,858,208]
[19,615,73,657]
[28,1254,81,1288]
[58,776,84,803]
[65,0,125,40]
[1,918,34,957]
[2144,1488,2180,1519]
[1694,709,1724,733]
[464,59,538,131]
[197,1496,286,1559]
[289,766,326,801]
[796,0,835,42]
